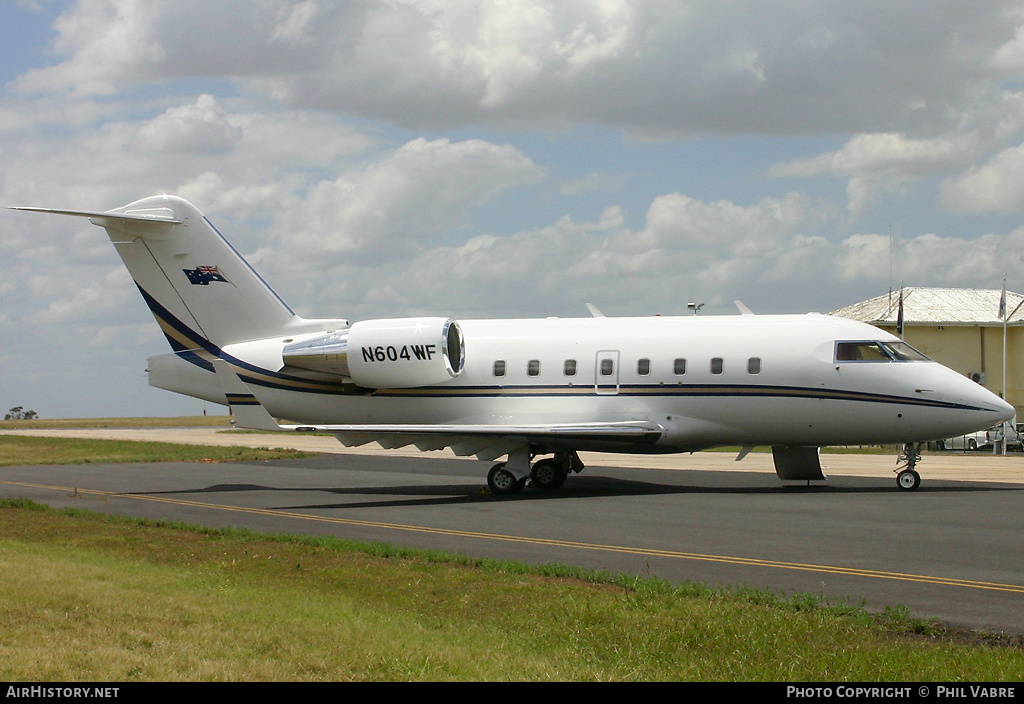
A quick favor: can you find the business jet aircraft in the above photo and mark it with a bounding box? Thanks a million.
[14,195,1014,494]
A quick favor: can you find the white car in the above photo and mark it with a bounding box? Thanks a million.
[942,423,1022,451]
[941,427,996,451]
[987,422,1024,450]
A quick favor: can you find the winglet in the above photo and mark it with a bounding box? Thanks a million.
[735,300,755,315]
[212,359,286,432]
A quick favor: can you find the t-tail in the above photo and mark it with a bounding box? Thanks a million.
[13,196,348,401]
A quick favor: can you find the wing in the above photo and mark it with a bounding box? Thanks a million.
[298,421,665,460]
[212,360,664,460]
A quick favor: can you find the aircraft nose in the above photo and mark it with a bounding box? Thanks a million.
[961,376,1015,422]
[928,366,1016,437]
[992,395,1015,421]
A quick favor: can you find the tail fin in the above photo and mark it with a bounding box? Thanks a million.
[15,195,319,349]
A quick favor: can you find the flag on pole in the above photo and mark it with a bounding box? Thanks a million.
[999,274,1007,321]
[896,285,904,336]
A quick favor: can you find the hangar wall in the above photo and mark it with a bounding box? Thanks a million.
[830,288,1024,418]
[873,324,1023,417]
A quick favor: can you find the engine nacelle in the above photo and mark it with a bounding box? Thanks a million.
[349,317,465,388]
[282,317,465,389]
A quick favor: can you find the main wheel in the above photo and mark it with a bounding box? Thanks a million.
[530,458,565,490]
[487,463,524,495]
[896,469,920,491]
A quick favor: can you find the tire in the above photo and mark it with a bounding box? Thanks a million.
[968,439,978,451]
[487,463,524,495]
[530,458,564,490]
[896,469,921,491]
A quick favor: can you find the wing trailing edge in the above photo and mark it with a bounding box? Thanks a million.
[212,359,665,459]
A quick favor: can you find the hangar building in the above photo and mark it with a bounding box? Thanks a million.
[830,287,1024,418]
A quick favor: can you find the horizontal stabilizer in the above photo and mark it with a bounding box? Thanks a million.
[10,206,180,223]
[10,206,181,238]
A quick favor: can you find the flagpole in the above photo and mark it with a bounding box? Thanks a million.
[1004,294,1024,456]
[896,283,904,340]
[1001,275,1008,455]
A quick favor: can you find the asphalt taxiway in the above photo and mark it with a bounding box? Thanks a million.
[2,427,1023,635]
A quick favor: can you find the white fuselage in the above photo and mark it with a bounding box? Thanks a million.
[210,312,1011,454]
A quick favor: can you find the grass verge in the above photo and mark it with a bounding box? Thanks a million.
[0,499,1021,681]
[0,416,232,430]
[0,435,311,466]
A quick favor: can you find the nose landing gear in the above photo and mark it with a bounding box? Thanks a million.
[895,443,922,491]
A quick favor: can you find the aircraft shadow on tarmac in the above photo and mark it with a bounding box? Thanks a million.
[136,469,1024,512]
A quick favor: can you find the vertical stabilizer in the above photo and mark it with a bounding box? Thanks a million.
[15,196,310,350]
[104,195,297,348]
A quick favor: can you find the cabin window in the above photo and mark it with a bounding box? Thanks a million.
[600,358,615,376]
[528,359,541,376]
[564,359,577,376]
[493,360,506,377]
[637,358,651,376]
[673,358,687,375]
[748,357,761,374]
[710,357,724,374]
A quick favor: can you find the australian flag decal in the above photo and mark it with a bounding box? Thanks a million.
[183,265,230,285]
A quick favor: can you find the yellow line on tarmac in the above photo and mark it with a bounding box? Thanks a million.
[4,478,1024,595]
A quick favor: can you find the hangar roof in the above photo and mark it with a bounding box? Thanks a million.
[830,287,1024,326]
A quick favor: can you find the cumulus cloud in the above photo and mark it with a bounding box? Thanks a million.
[272,137,544,264]
[771,133,978,180]
[769,131,1005,219]
[939,141,1024,214]
[277,190,853,321]
[131,94,242,153]
[301,183,1024,324]
[14,0,1024,137]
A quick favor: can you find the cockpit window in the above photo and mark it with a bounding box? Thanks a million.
[835,342,890,361]
[835,341,932,363]
[883,341,931,361]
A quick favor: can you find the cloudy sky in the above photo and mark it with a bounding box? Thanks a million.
[4,0,1024,418]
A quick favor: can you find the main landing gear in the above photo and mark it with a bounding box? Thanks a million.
[486,463,525,494]
[486,450,584,495]
[895,442,922,491]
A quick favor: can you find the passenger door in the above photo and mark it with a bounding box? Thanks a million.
[595,350,620,395]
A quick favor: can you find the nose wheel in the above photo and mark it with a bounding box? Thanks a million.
[895,443,922,491]
[896,468,921,490]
